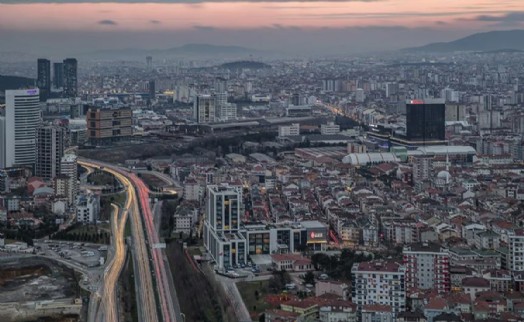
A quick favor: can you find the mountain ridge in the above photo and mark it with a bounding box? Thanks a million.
[404,30,524,52]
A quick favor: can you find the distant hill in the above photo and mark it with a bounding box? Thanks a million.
[218,61,271,70]
[164,44,257,56]
[404,30,524,52]
[0,75,35,92]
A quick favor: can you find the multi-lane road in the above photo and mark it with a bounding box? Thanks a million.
[79,159,181,322]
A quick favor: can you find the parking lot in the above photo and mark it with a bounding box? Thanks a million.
[34,240,107,268]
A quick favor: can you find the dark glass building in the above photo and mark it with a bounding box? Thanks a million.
[63,58,78,98]
[37,58,51,101]
[406,99,445,142]
[53,62,64,88]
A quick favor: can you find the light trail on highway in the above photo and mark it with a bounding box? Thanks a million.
[129,172,179,322]
[99,203,129,322]
[79,160,160,322]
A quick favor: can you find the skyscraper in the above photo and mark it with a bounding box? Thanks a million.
[37,58,51,101]
[405,99,445,143]
[0,89,42,169]
[146,56,152,70]
[53,62,64,88]
[63,58,78,98]
[193,94,216,124]
[35,126,66,180]
[148,80,156,100]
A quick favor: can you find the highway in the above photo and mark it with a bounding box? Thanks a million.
[129,172,180,322]
[80,159,181,322]
[79,160,160,322]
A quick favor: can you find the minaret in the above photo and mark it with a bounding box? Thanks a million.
[445,147,450,186]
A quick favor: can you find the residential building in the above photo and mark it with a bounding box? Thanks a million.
[86,107,133,145]
[278,123,300,137]
[412,155,432,184]
[60,154,78,205]
[35,126,66,180]
[319,301,357,322]
[315,280,350,300]
[76,194,100,224]
[351,260,406,317]
[403,242,451,294]
[0,89,42,169]
[509,229,524,271]
[320,122,340,135]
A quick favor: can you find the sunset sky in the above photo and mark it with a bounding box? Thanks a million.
[0,0,523,55]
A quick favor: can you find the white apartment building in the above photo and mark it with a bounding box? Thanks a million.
[320,122,340,135]
[403,242,450,294]
[278,123,300,137]
[351,260,406,317]
[76,194,100,224]
[509,229,524,271]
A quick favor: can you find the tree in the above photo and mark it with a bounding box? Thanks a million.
[303,271,315,286]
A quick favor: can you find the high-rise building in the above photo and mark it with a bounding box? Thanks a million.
[193,94,216,124]
[148,80,155,100]
[215,77,227,93]
[35,126,66,180]
[405,99,445,143]
[63,58,78,98]
[53,62,64,88]
[203,184,247,270]
[146,56,153,70]
[60,153,78,206]
[37,59,51,101]
[86,107,133,145]
[0,89,41,169]
[403,242,450,294]
[351,260,406,317]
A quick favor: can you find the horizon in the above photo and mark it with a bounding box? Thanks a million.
[1,0,524,56]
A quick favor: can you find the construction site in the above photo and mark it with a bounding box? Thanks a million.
[0,256,82,322]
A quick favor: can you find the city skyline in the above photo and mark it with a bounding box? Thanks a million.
[1,0,524,55]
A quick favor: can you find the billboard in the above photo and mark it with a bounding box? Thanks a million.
[306,228,328,244]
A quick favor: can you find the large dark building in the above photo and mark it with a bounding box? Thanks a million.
[53,62,64,88]
[63,58,78,98]
[406,99,446,143]
[37,58,51,101]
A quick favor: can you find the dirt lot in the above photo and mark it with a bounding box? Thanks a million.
[0,257,79,303]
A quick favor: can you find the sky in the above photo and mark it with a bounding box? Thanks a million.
[0,0,523,56]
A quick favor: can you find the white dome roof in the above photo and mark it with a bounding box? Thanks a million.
[437,170,451,179]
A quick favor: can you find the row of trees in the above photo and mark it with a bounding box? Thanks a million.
[311,249,374,281]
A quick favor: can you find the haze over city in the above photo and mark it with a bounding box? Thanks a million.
[1,0,524,55]
[5,0,524,322]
